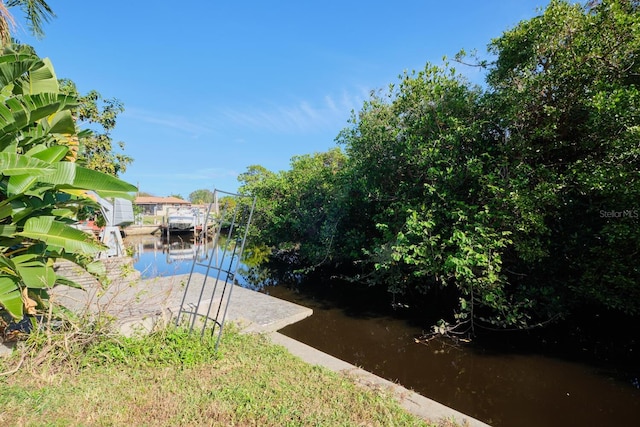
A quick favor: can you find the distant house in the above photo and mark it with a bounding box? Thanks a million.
[134,196,191,217]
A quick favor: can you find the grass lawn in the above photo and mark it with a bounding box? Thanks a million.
[0,325,461,426]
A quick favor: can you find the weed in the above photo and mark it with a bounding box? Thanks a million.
[82,324,221,369]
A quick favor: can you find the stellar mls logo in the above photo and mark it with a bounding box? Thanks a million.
[600,209,639,219]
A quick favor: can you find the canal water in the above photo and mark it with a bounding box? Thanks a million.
[126,235,640,427]
[128,234,250,285]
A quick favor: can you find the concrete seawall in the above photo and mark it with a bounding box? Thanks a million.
[2,270,490,426]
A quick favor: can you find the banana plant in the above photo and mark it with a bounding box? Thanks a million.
[0,44,137,321]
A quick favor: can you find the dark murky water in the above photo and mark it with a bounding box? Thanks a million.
[267,284,640,427]
[127,235,640,427]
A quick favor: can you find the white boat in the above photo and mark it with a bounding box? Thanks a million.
[167,246,196,262]
[167,208,197,232]
[166,241,210,263]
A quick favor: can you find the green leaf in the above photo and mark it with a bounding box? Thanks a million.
[0,152,55,176]
[50,208,76,219]
[0,202,11,221]
[0,51,43,89]
[0,275,22,319]
[54,275,83,289]
[17,216,105,254]
[25,58,59,94]
[38,162,137,199]
[6,146,70,195]
[86,260,107,277]
[8,174,39,195]
[12,254,56,289]
[47,110,75,134]
[0,93,78,144]
[0,224,16,237]
[28,145,69,163]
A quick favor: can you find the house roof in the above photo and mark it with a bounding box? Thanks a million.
[135,196,190,205]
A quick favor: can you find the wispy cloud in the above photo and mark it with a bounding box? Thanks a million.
[122,87,370,138]
[173,167,239,181]
[218,88,369,134]
[124,108,216,138]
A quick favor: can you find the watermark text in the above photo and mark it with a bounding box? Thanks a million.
[600,209,638,219]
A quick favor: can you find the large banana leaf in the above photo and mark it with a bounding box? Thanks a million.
[24,57,59,94]
[7,192,73,224]
[7,175,39,196]
[6,147,69,195]
[26,145,69,162]
[0,152,55,175]
[0,275,22,319]
[11,254,56,289]
[0,47,58,96]
[0,93,78,144]
[0,52,43,90]
[17,216,105,254]
[47,110,75,134]
[38,162,137,199]
[0,141,17,153]
[14,110,76,145]
[50,207,76,219]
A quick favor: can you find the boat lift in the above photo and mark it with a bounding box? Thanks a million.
[92,193,134,258]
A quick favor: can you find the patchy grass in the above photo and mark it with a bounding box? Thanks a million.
[0,325,460,426]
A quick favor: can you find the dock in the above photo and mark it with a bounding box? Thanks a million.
[122,224,162,236]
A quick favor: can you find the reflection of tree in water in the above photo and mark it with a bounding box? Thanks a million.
[238,243,273,290]
[163,231,271,289]
[126,234,273,289]
[242,247,306,291]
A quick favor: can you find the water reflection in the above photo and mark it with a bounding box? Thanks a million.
[125,234,269,286]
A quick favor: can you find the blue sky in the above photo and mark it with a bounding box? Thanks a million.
[16,1,550,198]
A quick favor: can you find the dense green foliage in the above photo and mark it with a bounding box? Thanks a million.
[239,0,640,332]
[239,150,347,267]
[483,0,640,320]
[189,188,214,204]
